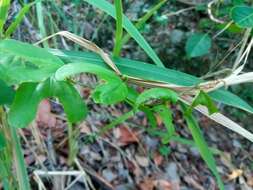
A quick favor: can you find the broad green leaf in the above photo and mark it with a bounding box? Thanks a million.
[51,49,253,114]
[0,0,10,35]
[83,0,164,67]
[0,79,15,105]
[135,88,178,109]
[0,132,6,151]
[188,90,218,115]
[0,40,64,84]
[5,2,36,37]
[55,62,128,105]
[181,103,224,190]
[8,78,87,128]
[231,6,253,28]
[185,33,211,58]
[153,104,175,144]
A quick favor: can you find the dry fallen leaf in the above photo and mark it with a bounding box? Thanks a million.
[154,152,164,166]
[36,100,56,127]
[115,126,139,146]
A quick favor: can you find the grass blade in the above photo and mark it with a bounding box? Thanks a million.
[0,0,10,36]
[181,103,224,190]
[5,1,36,38]
[113,0,123,57]
[121,0,167,47]
[9,125,31,190]
[83,0,164,67]
[36,1,48,47]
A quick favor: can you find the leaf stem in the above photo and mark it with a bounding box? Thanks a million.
[113,0,123,57]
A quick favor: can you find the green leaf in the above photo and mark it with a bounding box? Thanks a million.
[188,90,218,115]
[51,49,253,114]
[8,78,87,128]
[55,62,128,105]
[0,40,64,84]
[185,33,211,58]
[153,104,175,144]
[181,103,224,190]
[5,2,36,38]
[231,6,253,28]
[0,132,6,151]
[135,88,178,109]
[0,0,10,35]
[83,0,164,67]
[0,79,15,105]
[0,39,64,67]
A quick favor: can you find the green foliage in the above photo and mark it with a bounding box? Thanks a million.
[185,33,211,58]
[56,50,253,114]
[231,6,253,28]
[55,62,128,105]
[153,104,175,144]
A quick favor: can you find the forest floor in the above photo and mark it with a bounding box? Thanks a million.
[9,0,253,189]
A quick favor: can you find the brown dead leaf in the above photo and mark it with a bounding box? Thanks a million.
[36,100,56,127]
[154,152,164,166]
[115,126,139,146]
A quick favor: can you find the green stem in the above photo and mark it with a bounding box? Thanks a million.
[9,125,31,190]
[113,0,123,57]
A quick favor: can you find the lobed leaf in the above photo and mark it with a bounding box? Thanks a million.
[55,62,128,105]
[135,88,178,109]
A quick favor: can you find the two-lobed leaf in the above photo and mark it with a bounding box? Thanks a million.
[55,62,128,105]
[135,88,178,109]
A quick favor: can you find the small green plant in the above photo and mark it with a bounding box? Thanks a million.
[1,0,253,190]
